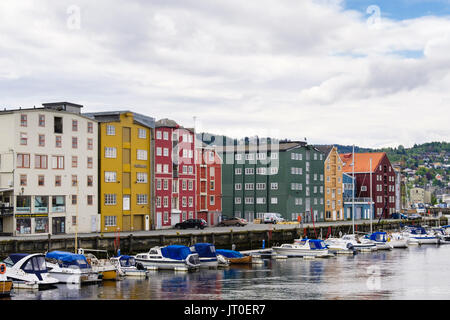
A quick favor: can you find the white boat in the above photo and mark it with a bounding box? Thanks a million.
[190,243,229,268]
[430,226,450,244]
[340,234,377,252]
[110,255,149,278]
[45,251,100,285]
[2,253,59,289]
[134,245,201,272]
[366,232,393,250]
[387,232,409,248]
[78,249,118,281]
[404,227,439,245]
[324,237,356,254]
[272,239,330,257]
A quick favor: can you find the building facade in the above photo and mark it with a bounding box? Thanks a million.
[316,146,344,221]
[196,144,222,226]
[218,140,325,223]
[0,102,98,236]
[85,111,154,233]
[154,119,196,229]
[342,172,374,220]
[340,152,396,219]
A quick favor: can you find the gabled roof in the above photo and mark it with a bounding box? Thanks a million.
[340,152,386,173]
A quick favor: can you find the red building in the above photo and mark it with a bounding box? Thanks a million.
[340,152,396,219]
[154,119,196,229]
[196,144,222,226]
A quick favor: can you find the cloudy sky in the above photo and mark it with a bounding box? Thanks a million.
[0,0,449,148]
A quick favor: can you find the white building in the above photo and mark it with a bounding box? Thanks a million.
[0,102,98,236]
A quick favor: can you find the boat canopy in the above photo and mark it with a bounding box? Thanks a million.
[118,255,136,267]
[216,249,244,259]
[7,253,30,265]
[308,239,327,250]
[46,251,90,269]
[368,232,387,242]
[192,243,217,258]
[160,245,192,261]
[410,227,427,235]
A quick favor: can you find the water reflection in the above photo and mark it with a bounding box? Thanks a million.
[8,245,450,300]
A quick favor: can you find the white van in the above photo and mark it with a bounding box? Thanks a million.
[263,213,285,224]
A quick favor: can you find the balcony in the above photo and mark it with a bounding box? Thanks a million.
[0,206,14,216]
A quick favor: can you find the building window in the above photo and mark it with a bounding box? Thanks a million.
[271,197,278,204]
[210,181,215,190]
[20,132,27,145]
[163,132,169,140]
[55,175,62,187]
[20,174,27,186]
[87,122,93,133]
[38,134,45,147]
[245,168,254,175]
[210,196,215,205]
[138,128,146,139]
[156,197,161,208]
[72,195,77,205]
[105,171,116,182]
[137,150,147,160]
[72,156,78,168]
[39,114,45,127]
[20,114,27,127]
[137,172,147,183]
[71,175,77,187]
[17,153,30,168]
[256,197,266,204]
[164,196,169,208]
[52,156,64,169]
[72,119,78,131]
[245,197,254,204]
[105,216,117,227]
[163,179,169,190]
[235,197,241,204]
[104,194,117,205]
[72,137,78,149]
[106,125,115,135]
[235,183,242,190]
[87,157,93,168]
[55,136,62,148]
[105,147,117,158]
[54,117,63,134]
[38,175,45,186]
[235,168,242,175]
[87,195,93,205]
[188,197,193,207]
[87,175,93,187]
[87,138,93,150]
[137,194,148,205]
[35,155,48,169]
[271,182,278,190]
[156,130,162,139]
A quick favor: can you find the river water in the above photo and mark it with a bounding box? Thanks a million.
[5,244,450,300]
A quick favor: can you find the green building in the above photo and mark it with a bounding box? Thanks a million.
[217,140,325,223]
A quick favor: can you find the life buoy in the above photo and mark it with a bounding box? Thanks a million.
[0,263,6,274]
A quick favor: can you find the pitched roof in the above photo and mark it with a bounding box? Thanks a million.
[314,145,334,159]
[339,152,386,173]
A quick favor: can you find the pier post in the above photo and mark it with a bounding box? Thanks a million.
[230,230,233,248]
[211,233,215,245]
[47,234,51,252]
[160,234,165,246]
[128,234,133,254]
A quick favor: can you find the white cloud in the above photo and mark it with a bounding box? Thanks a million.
[0,0,448,148]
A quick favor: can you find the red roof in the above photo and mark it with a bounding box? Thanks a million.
[339,152,386,173]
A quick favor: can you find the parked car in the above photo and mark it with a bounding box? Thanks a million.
[263,212,285,224]
[408,214,422,220]
[174,219,207,230]
[218,217,248,227]
[391,213,407,219]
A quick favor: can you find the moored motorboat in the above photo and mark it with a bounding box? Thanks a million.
[366,232,393,250]
[340,234,377,252]
[324,237,356,254]
[0,263,13,296]
[404,227,439,245]
[110,255,149,278]
[190,243,220,269]
[134,245,200,272]
[216,249,253,264]
[272,239,330,257]
[430,227,450,244]
[2,253,59,290]
[387,232,409,248]
[78,249,118,281]
[45,251,100,285]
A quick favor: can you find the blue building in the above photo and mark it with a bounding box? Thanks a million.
[343,173,374,220]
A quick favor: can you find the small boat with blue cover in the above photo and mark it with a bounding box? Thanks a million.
[404,227,439,245]
[190,243,229,268]
[365,232,393,250]
[134,245,200,272]
[272,239,330,257]
[110,255,149,277]
[2,253,59,289]
[216,249,252,264]
[45,251,100,285]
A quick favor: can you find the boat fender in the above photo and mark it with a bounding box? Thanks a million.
[0,263,5,274]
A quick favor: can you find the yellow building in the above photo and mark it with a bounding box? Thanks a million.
[317,146,344,221]
[85,111,155,233]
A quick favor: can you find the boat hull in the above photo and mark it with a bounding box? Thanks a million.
[0,280,13,296]
[99,269,118,281]
[49,271,100,284]
[272,247,329,257]
[136,259,198,272]
[390,240,409,248]
[228,255,252,264]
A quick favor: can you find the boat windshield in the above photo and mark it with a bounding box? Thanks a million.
[309,241,326,250]
[22,256,47,272]
[296,240,307,246]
